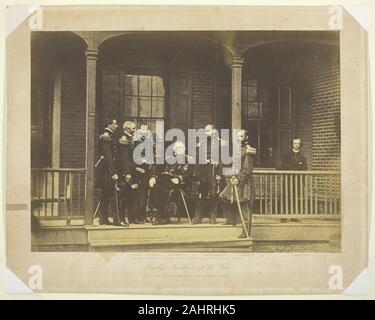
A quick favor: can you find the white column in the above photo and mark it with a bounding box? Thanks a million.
[231,57,244,131]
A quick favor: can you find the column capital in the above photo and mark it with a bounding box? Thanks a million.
[231,57,244,68]
[85,48,99,60]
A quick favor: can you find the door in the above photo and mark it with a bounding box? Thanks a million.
[169,72,192,134]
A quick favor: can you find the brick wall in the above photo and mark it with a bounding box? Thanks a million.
[310,48,341,171]
[58,62,86,168]
[295,86,313,169]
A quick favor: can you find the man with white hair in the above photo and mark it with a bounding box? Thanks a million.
[117,120,140,226]
[149,141,193,225]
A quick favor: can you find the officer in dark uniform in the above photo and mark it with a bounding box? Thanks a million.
[192,124,226,224]
[96,118,119,225]
[149,141,193,225]
[117,120,137,226]
[281,138,307,170]
[219,129,257,238]
[132,122,154,223]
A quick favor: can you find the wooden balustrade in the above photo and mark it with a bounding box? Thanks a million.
[253,170,340,218]
[31,168,86,224]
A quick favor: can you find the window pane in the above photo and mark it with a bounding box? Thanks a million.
[139,97,152,117]
[280,87,291,123]
[152,76,165,97]
[247,120,259,150]
[241,86,247,101]
[247,102,259,118]
[124,75,138,96]
[259,122,274,167]
[247,82,258,101]
[139,75,152,96]
[124,96,138,117]
[152,97,164,117]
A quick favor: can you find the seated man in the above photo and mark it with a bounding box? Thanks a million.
[149,141,193,225]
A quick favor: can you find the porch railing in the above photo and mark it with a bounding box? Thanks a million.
[31,168,340,224]
[253,170,341,218]
[31,168,86,223]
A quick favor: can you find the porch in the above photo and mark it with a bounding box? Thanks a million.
[31,168,341,252]
[30,31,341,251]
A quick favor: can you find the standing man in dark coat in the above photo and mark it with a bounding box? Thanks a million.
[96,118,119,225]
[192,124,226,224]
[281,138,307,222]
[282,138,307,170]
[117,120,137,226]
[132,122,154,223]
[219,129,257,238]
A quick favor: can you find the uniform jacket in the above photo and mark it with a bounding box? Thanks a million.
[219,142,255,203]
[117,132,136,188]
[194,137,226,199]
[95,130,118,189]
[282,150,307,170]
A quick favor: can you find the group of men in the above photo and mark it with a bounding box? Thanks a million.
[95,118,258,238]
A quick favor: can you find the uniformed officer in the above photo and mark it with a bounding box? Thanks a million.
[149,141,193,225]
[192,124,226,224]
[117,120,137,226]
[219,129,256,238]
[132,122,154,223]
[96,118,119,225]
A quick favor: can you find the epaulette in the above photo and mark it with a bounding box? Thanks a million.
[100,132,112,142]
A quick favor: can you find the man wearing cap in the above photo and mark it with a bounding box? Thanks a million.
[96,118,119,225]
[117,120,138,226]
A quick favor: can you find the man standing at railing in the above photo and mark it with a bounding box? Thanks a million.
[117,120,140,226]
[282,138,307,171]
[281,138,307,222]
[96,118,119,225]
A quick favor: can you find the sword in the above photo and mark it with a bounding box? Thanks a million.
[95,156,104,168]
[114,183,120,225]
[93,201,100,218]
[234,185,250,239]
[179,188,192,224]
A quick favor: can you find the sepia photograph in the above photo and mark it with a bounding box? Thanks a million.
[30,30,341,253]
[4,5,368,295]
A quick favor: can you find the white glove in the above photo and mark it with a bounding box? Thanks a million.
[125,175,131,182]
[149,177,156,188]
[246,145,257,155]
[136,167,146,174]
[111,174,119,181]
[230,176,239,185]
[171,178,180,185]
